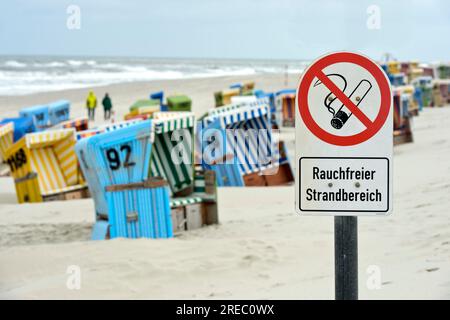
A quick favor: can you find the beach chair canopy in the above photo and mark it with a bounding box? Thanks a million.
[19,105,49,130]
[150,112,195,195]
[167,95,192,112]
[0,117,36,142]
[24,129,80,195]
[150,91,164,105]
[48,100,70,126]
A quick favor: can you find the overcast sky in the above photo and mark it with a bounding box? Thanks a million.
[0,0,448,61]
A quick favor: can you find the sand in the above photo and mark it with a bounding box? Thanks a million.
[0,74,449,299]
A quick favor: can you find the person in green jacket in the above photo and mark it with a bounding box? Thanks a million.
[102,93,113,120]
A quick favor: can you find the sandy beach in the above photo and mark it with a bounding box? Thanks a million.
[0,74,449,300]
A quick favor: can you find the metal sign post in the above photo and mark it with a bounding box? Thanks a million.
[334,216,358,300]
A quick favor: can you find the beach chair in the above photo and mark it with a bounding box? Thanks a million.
[76,120,173,239]
[0,117,36,142]
[242,81,255,94]
[167,95,192,112]
[150,112,196,196]
[199,103,294,187]
[412,77,433,108]
[432,80,450,107]
[4,129,88,203]
[421,66,435,79]
[19,105,50,131]
[60,117,89,132]
[397,85,419,116]
[150,112,218,233]
[388,61,401,75]
[393,90,414,145]
[0,122,14,163]
[275,89,296,127]
[229,81,254,96]
[48,100,70,126]
[436,64,450,79]
[388,73,406,87]
[126,99,160,120]
[280,94,296,127]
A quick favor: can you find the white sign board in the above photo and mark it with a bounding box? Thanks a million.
[295,51,393,216]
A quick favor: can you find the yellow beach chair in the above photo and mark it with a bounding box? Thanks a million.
[0,122,14,162]
[5,129,88,203]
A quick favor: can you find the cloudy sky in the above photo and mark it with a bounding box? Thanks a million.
[0,0,448,61]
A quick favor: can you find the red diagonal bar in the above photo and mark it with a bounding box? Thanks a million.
[316,70,373,128]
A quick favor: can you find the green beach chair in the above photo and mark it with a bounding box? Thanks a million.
[150,112,195,196]
[166,95,192,112]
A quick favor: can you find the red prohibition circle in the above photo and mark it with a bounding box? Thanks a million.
[297,52,391,146]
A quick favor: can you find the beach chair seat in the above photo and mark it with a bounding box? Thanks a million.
[170,168,218,234]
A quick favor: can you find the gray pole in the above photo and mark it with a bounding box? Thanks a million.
[334,216,358,300]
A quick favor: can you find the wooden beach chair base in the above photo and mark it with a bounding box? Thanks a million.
[394,130,414,145]
[394,117,414,146]
[171,169,219,235]
[42,185,90,202]
[170,198,218,235]
[242,163,295,187]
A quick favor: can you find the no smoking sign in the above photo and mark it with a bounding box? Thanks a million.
[295,51,393,216]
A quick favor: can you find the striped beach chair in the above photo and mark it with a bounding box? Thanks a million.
[198,103,293,187]
[60,117,89,132]
[150,112,195,196]
[5,129,87,203]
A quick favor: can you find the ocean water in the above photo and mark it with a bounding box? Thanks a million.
[0,56,308,96]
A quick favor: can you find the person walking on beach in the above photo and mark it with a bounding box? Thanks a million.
[86,91,97,121]
[102,93,113,120]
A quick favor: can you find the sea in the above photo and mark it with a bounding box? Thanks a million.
[0,56,309,96]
